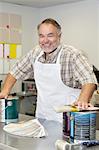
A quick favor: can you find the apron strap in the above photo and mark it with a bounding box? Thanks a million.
[35,51,44,63]
[56,46,63,64]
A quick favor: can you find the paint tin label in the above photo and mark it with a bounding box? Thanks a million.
[74,112,90,141]
[90,113,96,140]
[63,112,71,142]
[72,112,96,143]
[70,112,75,142]
[0,99,5,122]
[0,96,19,124]
[63,112,96,143]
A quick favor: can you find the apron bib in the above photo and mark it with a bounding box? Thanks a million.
[33,50,81,122]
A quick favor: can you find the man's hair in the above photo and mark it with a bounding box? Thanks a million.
[37,18,61,34]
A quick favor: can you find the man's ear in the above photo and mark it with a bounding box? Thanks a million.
[59,32,62,40]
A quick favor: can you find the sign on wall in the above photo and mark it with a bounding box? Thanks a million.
[0,13,21,44]
[0,13,22,74]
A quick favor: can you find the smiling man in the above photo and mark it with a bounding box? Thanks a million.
[0,18,97,122]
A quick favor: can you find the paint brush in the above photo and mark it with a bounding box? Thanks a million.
[54,105,99,113]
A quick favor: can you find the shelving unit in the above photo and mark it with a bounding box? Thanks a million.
[17,79,37,116]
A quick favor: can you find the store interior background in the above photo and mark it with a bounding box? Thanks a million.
[0,0,99,116]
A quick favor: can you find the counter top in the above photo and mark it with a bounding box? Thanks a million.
[16,91,37,97]
[0,114,99,150]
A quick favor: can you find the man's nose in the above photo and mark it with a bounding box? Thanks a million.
[43,37,49,43]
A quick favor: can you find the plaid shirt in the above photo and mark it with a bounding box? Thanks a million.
[10,44,97,89]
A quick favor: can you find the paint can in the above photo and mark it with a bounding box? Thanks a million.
[63,111,96,143]
[71,112,96,143]
[63,112,71,142]
[0,96,19,124]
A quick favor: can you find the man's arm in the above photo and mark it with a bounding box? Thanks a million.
[0,73,17,98]
[73,83,97,108]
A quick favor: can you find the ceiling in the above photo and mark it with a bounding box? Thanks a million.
[0,0,85,8]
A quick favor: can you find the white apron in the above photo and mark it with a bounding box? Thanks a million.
[33,49,81,122]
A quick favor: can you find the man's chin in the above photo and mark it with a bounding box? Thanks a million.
[43,46,57,52]
[43,48,53,53]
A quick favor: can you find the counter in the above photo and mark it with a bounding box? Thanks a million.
[0,114,99,150]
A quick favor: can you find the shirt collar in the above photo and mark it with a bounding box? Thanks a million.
[39,44,62,63]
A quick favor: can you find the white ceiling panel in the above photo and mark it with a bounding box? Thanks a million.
[0,0,86,8]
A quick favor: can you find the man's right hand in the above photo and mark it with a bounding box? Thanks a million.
[0,73,17,99]
[0,91,8,99]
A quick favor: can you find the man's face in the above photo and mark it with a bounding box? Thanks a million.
[38,23,61,53]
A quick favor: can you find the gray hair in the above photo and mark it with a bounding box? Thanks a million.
[37,18,61,35]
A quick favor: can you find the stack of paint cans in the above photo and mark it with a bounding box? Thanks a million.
[63,111,96,143]
[0,96,19,124]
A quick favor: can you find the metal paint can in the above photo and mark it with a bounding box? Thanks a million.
[63,112,71,142]
[63,111,96,143]
[70,112,96,143]
[0,99,5,122]
[0,96,19,124]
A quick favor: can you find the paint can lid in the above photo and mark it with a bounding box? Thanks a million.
[6,96,19,100]
[71,111,97,115]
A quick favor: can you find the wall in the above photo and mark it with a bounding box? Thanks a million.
[39,0,98,68]
[0,2,39,55]
[97,0,99,69]
[0,2,39,92]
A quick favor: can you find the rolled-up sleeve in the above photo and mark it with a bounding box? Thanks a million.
[10,50,34,80]
[73,52,98,85]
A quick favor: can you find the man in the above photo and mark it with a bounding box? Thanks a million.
[0,18,97,122]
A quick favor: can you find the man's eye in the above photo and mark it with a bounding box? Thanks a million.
[39,35,44,38]
[48,34,54,37]
[48,35,53,37]
[39,34,54,38]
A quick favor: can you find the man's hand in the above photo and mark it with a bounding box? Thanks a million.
[0,73,17,99]
[0,91,8,99]
[72,100,93,109]
[72,83,96,109]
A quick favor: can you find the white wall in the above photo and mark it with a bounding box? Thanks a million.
[39,0,98,68]
[97,0,99,69]
[0,2,39,55]
[0,2,39,92]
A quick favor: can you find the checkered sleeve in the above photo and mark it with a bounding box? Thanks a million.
[73,51,98,85]
[10,50,34,80]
